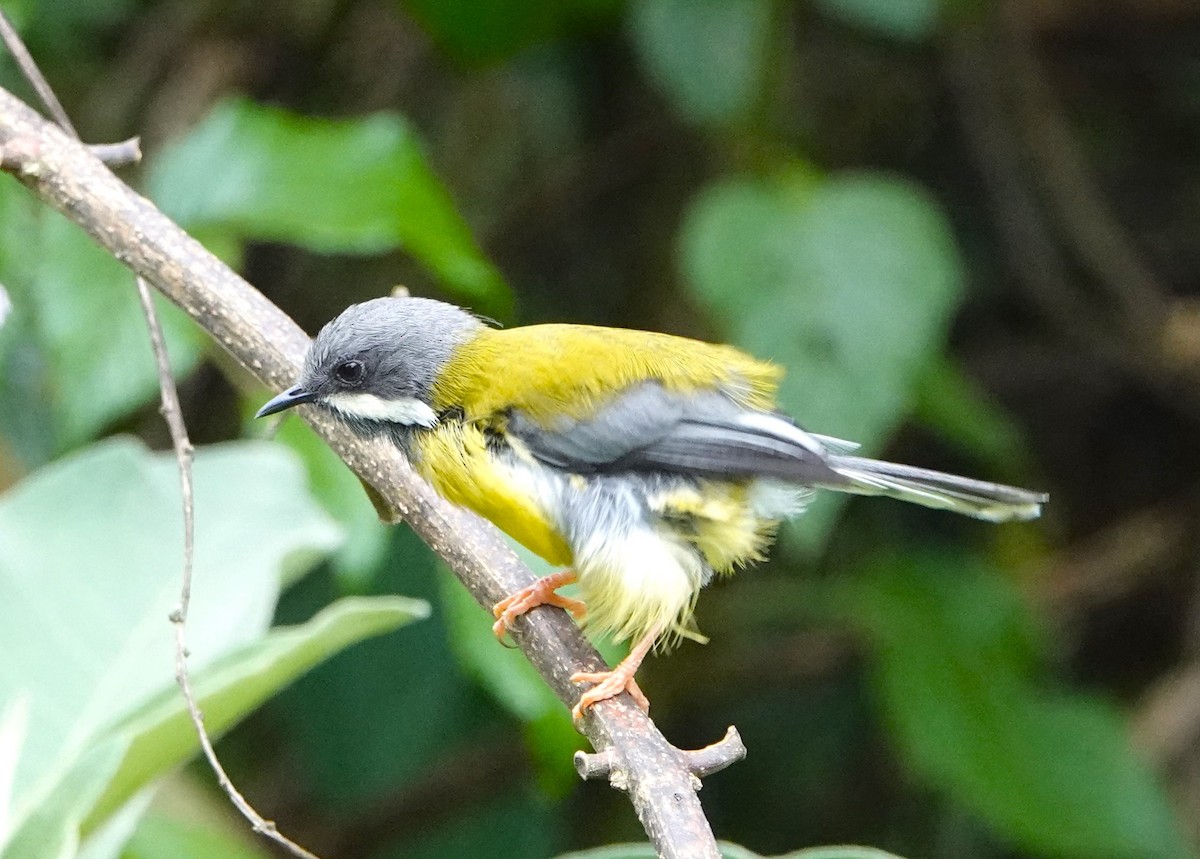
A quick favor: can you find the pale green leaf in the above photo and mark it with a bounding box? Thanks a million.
[630,0,774,125]
[86,595,428,828]
[1,738,128,859]
[0,439,340,850]
[121,812,270,859]
[0,184,204,457]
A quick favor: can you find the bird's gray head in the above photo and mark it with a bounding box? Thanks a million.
[255,296,484,429]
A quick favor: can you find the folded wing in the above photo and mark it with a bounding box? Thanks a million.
[506,382,846,486]
[504,380,1047,522]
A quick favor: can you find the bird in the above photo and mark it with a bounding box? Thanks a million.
[257,296,1047,719]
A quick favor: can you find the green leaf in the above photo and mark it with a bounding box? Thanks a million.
[554,843,908,858]
[400,787,563,859]
[439,565,563,724]
[0,184,204,458]
[75,791,153,859]
[438,558,581,794]
[2,738,129,859]
[402,0,619,65]
[681,171,964,549]
[811,0,941,42]
[845,554,1189,859]
[629,0,774,125]
[86,595,428,827]
[0,439,341,853]
[121,812,270,859]
[912,358,1033,477]
[29,219,205,450]
[266,415,390,585]
[0,0,30,32]
[439,538,623,720]
[267,529,477,809]
[148,98,511,315]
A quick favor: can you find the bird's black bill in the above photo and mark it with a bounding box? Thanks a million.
[255,385,317,418]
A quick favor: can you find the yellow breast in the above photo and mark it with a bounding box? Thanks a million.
[413,423,574,567]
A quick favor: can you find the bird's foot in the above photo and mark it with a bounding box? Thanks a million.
[570,669,649,720]
[491,570,585,639]
[569,627,659,720]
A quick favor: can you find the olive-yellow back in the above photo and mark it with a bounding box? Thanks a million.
[429,324,782,424]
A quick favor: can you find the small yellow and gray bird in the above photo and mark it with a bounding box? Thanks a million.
[257,297,1047,719]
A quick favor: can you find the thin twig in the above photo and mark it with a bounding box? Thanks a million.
[0,10,76,136]
[0,14,321,857]
[574,726,747,786]
[0,84,732,859]
[138,280,320,859]
[87,137,142,166]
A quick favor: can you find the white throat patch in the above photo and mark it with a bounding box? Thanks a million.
[324,392,438,427]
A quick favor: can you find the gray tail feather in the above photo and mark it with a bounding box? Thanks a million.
[824,455,1047,522]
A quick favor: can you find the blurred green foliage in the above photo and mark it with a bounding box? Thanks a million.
[0,186,204,461]
[839,555,1189,858]
[629,0,775,126]
[150,98,512,317]
[681,171,963,548]
[0,0,1193,858]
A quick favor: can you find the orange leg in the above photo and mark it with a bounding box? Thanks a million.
[491,570,586,639]
[569,627,659,720]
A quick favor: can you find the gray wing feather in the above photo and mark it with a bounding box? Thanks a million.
[506,382,844,484]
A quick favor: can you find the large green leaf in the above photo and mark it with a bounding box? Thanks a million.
[148,98,510,315]
[680,170,963,548]
[121,812,269,859]
[845,554,1189,859]
[268,416,390,585]
[85,596,428,828]
[1,739,129,859]
[629,0,774,125]
[0,439,342,856]
[0,184,204,460]
[267,529,478,810]
[118,811,267,858]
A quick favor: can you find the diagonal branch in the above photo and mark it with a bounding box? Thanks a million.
[0,84,745,859]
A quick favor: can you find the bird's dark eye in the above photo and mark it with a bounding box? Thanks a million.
[334,360,365,385]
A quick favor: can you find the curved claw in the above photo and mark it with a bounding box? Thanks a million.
[490,571,585,640]
[569,627,660,720]
[570,671,649,719]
